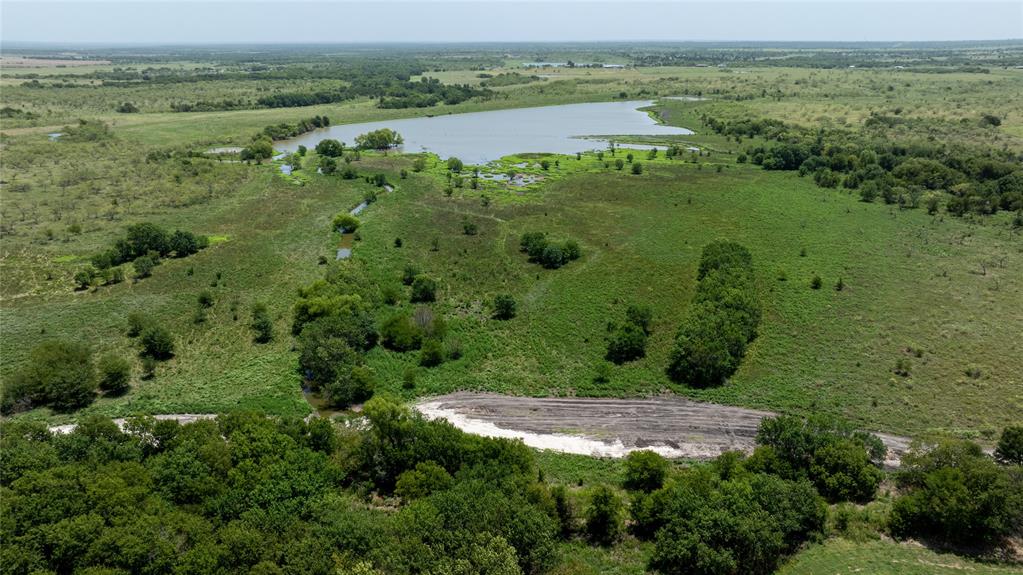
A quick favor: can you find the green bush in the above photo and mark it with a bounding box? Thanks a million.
[624,450,669,492]
[250,302,274,343]
[140,324,175,360]
[493,294,517,320]
[381,313,423,352]
[410,274,438,303]
[96,353,131,395]
[995,425,1023,466]
[419,339,445,367]
[2,340,96,413]
[606,323,647,364]
[585,485,624,546]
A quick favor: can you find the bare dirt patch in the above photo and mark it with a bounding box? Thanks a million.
[416,392,910,466]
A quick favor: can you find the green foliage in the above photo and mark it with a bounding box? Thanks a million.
[493,294,517,320]
[250,302,274,344]
[314,138,344,157]
[140,324,175,360]
[623,450,669,492]
[380,313,423,352]
[890,439,1023,546]
[354,128,403,150]
[667,241,760,387]
[419,339,445,367]
[96,353,131,395]
[994,425,1023,466]
[605,323,647,364]
[447,157,464,173]
[410,274,438,303]
[631,162,643,175]
[518,231,581,270]
[333,213,361,232]
[2,340,96,413]
[752,415,883,503]
[585,485,625,546]
[395,461,453,500]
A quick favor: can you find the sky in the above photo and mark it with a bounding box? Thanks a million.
[1,1,1021,45]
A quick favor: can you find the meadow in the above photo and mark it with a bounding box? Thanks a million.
[2,44,1022,573]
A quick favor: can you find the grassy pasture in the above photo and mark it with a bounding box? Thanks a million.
[779,539,1023,575]
[352,151,1022,438]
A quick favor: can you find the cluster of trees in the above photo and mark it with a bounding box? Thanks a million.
[0,401,558,575]
[354,128,403,150]
[240,116,330,162]
[78,222,207,288]
[890,428,1023,547]
[667,241,761,387]
[605,304,652,364]
[291,261,381,407]
[519,232,582,269]
[253,73,492,111]
[712,113,1023,216]
[0,334,148,414]
[627,414,889,574]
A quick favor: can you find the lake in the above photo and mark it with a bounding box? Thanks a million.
[277,100,693,165]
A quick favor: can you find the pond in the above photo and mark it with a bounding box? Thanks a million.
[277,100,693,165]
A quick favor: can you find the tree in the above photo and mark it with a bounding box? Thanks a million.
[169,230,205,257]
[314,139,344,158]
[666,303,745,387]
[615,158,624,170]
[251,302,274,344]
[585,485,624,545]
[540,245,566,269]
[410,275,438,303]
[4,340,96,413]
[995,425,1023,466]
[606,323,647,364]
[810,275,823,290]
[563,240,582,261]
[126,312,149,337]
[631,162,643,175]
[447,157,464,173]
[297,325,360,386]
[419,339,445,367]
[625,304,653,335]
[624,450,669,492]
[333,213,360,232]
[140,325,175,360]
[74,267,96,290]
[519,232,548,260]
[395,461,453,499]
[97,353,131,395]
[380,314,423,352]
[323,364,375,407]
[493,294,516,320]
[133,255,156,279]
[412,156,427,172]
[354,128,402,150]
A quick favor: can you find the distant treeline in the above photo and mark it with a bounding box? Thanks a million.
[708,114,1023,217]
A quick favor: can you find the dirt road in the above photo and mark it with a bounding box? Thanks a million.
[416,392,911,466]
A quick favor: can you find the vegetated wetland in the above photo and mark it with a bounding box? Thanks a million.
[2,41,1023,575]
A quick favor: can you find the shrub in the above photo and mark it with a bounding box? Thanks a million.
[381,314,423,352]
[606,323,647,364]
[493,294,516,320]
[97,353,131,395]
[631,162,643,175]
[401,262,420,286]
[323,364,375,407]
[197,290,214,309]
[315,138,344,157]
[624,451,669,492]
[333,213,360,232]
[419,339,445,367]
[395,461,453,499]
[297,325,360,386]
[810,275,823,290]
[140,325,175,360]
[995,425,1023,466]
[625,304,653,335]
[2,340,96,413]
[563,240,582,261]
[520,232,548,260]
[585,485,625,546]
[890,439,1023,545]
[540,245,566,269]
[126,312,149,337]
[250,303,274,343]
[410,275,438,303]
[133,255,156,279]
[447,157,463,172]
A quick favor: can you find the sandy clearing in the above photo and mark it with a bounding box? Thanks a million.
[49,413,217,435]
[415,392,911,467]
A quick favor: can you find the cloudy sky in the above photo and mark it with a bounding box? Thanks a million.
[2,1,1021,44]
